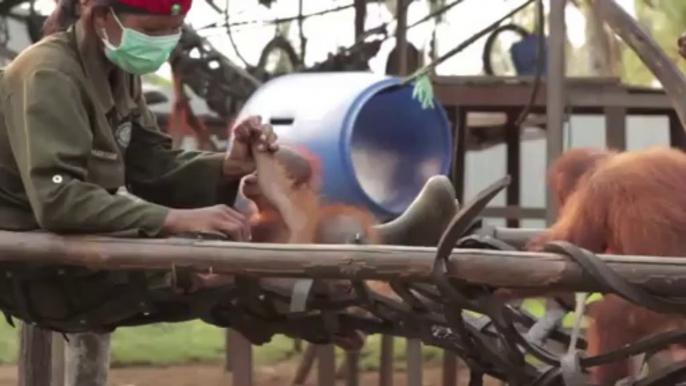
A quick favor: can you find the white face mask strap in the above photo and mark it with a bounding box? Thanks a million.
[101,8,125,48]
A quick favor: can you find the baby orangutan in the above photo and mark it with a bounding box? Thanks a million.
[243,145,379,245]
[245,144,393,350]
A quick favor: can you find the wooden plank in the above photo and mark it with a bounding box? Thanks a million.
[18,324,52,386]
[481,206,547,219]
[432,82,675,111]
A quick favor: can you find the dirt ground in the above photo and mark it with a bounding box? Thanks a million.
[0,361,503,386]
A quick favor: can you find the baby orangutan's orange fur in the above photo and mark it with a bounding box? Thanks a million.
[243,144,394,351]
[535,147,686,385]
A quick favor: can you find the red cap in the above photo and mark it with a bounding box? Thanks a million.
[113,0,192,16]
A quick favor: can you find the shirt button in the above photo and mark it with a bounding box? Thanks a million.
[52,175,63,184]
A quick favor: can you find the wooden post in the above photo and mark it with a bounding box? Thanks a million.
[18,324,53,386]
[669,112,686,150]
[317,345,336,386]
[64,332,110,386]
[442,352,458,386]
[406,339,422,386]
[52,333,65,386]
[505,110,521,228]
[354,0,367,42]
[224,329,232,372]
[345,350,360,386]
[228,330,253,386]
[293,343,317,385]
[545,0,567,225]
[395,0,409,76]
[379,335,394,386]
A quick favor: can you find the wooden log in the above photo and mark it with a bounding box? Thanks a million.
[18,324,52,386]
[64,333,110,386]
[591,0,686,130]
[3,231,686,295]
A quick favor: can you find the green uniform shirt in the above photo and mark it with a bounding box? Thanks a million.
[0,20,240,236]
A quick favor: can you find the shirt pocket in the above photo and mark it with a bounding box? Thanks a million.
[86,149,125,190]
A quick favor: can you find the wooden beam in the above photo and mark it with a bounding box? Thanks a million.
[3,231,686,294]
[546,0,567,225]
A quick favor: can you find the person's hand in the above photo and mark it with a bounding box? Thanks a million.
[162,205,251,241]
[224,116,279,178]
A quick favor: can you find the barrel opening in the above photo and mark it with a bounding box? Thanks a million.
[347,83,452,217]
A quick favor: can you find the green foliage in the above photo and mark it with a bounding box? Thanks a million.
[411,74,436,110]
[621,0,686,86]
[0,321,445,369]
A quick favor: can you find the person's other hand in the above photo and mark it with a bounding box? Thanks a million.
[163,205,251,241]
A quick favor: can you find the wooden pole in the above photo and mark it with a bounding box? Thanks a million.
[52,333,65,386]
[354,0,366,42]
[406,339,423,386]
[228,330,253,386]
[4,231,686,294]
[18,324,53,386]
[379,335,394,386]
[396,0,409,76]
[64,333,110,386]
[545,0,566,225]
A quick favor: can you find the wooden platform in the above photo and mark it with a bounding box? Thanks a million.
[432,75,683,224]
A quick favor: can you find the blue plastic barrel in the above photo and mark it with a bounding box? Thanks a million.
[235,72,453,221]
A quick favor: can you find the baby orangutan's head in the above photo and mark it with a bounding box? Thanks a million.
[246,144,322,202]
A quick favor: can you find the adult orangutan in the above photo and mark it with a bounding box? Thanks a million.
[529,147,686,385]
[496,147,616,302]
[526,147,617,251]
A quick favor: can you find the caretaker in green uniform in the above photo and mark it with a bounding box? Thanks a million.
[0,0,276,239]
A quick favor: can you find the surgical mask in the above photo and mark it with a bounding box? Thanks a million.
[101,10,181,75]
